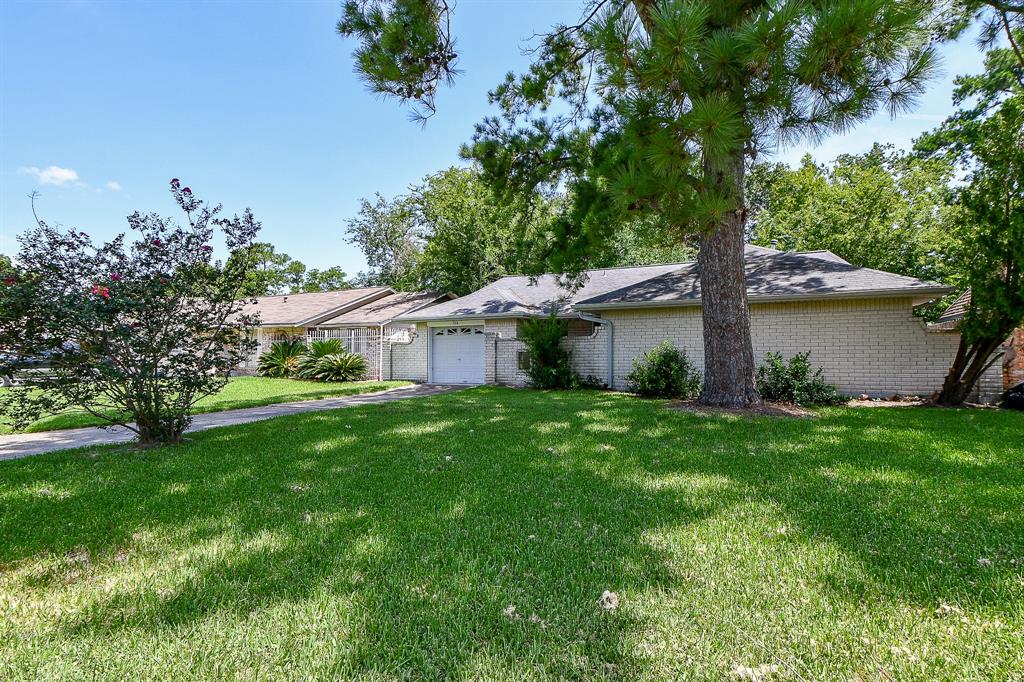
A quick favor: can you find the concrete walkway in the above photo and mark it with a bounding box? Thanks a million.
[0,384,464,461]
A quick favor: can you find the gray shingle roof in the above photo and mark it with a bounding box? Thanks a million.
[576,245,950,309]
[397,246,951,322]
[240,287,392,327]
[395,263,683,322]
[317,291,450,326]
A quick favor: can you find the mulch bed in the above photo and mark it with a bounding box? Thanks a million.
[666,400,816,418]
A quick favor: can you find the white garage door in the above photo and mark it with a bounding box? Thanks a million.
[431,326,485,384]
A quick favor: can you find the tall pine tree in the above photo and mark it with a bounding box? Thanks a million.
[339,0,936,406]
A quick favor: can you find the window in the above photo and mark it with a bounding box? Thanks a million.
[566,319,596,337]
[517,350,531,371]
[516,318,595,338]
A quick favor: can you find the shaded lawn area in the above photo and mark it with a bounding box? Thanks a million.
[0,388,1021,680]
[0,377,411,434]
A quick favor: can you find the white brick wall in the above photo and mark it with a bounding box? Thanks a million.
[603,297,1001,401]
[399,299,1002,401]
[384,323,428,382]
[484,318,608,386]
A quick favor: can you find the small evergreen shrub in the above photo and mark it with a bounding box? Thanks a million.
[626,341,701,399]
[518,313,575,389]
[257,339,306,378]
[755,351,844,405]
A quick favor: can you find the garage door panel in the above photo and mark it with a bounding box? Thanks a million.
[432,327,485,384]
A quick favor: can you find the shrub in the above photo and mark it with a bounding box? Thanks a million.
[295,339,345,379]
[308,352,368,382]
[258,339,306,378]
[626,341,701,399]
[755,351,844,405]
[518,313,575,389]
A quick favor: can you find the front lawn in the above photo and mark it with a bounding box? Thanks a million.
[0,388,1020,679]
[0,376,411,434]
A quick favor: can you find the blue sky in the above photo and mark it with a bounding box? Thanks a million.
[0,1,987,276]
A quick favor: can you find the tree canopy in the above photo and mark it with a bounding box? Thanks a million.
[345,166,696,296]
[226,242,350,297]
[747,145,963,285]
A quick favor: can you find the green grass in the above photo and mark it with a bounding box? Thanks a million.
[0,377,411,434]
[0,387,1021,680]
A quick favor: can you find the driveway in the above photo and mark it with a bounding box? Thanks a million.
[0,384,465,461]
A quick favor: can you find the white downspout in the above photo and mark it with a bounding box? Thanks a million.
[378,323,385,381]
[577,312,614,389]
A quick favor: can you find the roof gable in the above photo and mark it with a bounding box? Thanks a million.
[317,290,451,326]
[241,287,393,327]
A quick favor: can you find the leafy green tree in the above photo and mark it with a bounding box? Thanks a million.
[300,266,351,292]
[226,242,307,297]
[345,193,423,290]
[411,167,551,295]
[339,0,938,406]
[0,254,13,275]
[346,166,689,295]
[917,44,1023,405]
[226,243,351,295]
[747,145,962,285]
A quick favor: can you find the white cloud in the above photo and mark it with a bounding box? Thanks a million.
[105,180,122,191]
[19,165,80,186]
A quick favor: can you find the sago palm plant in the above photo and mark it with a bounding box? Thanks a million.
[257,339,306,378]
[295,339,346,379]
[310,352,368,382]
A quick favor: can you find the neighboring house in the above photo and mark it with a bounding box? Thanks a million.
[391,245,1004,401]
[933,289,1023,391]
[236,287,450,379]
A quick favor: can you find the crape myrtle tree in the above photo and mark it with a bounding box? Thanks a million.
[0,181,261,445]
[917,42,1024,406]
[339,0,937,406]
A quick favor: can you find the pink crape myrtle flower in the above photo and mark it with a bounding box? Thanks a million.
[91,285,111,299]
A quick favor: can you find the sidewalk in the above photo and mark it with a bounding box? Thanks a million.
[0,383,464,461]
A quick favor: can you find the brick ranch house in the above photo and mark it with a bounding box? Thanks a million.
[384,245,1003,401]
[236,288,451,380]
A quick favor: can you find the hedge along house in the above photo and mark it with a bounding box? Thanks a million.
[236,288,450,380]
[392,245,1004,401]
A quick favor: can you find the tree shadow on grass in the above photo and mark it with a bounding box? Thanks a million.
[1,390,741,678]
[0,388,1021,678]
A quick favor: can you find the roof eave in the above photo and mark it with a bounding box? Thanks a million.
[393,311,537,324]
[575,286,953,311]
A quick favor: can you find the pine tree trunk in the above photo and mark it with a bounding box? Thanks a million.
[696,156,762,407]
